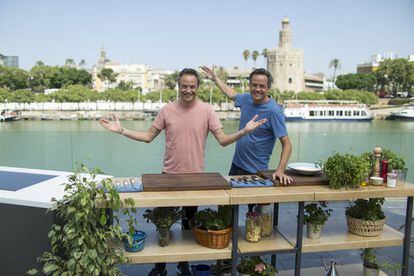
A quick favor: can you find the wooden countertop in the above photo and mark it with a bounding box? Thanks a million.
[114,176,414,207]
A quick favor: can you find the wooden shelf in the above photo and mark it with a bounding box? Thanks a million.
[279,221,403,253]
[237,226,294,254]
[124,229,231,263]
[313,183,414,201]
[119,190,230,207]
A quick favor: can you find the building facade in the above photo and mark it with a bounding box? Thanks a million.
[0,54,19,68]
[267,17,305,93]
[357,52,397,74]
[92,47,172,93]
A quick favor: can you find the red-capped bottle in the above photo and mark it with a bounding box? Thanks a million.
[381,159,388,183]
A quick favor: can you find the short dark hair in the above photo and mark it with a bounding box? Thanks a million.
[177,68,200,87]
[249,68,273,88]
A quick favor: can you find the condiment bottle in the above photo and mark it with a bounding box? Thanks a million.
[381,159,388,183]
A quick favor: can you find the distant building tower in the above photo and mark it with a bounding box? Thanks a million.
[267,17,304,93]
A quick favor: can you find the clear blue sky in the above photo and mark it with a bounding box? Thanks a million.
[1,0,413,78]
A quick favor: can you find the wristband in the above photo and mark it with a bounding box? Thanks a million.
[119,128,125,135]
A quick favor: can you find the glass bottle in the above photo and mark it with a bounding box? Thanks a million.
[245,211,261,242]
[254,204,273,237]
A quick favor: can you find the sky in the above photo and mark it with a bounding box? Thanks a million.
[1,0,413,78]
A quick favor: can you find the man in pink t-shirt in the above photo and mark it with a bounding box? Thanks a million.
[99,68,266,276]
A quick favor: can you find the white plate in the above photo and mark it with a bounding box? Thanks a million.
[287,163,322,176]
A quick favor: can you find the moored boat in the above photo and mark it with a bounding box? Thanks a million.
[283,100,374,121]
[0,110,20,122]
[388,101,414,120]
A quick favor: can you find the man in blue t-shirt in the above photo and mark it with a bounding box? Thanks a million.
[201,66,292,191]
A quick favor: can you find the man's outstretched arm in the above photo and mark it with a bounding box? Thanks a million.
[200,66,237,100]
[99,115,161,143]
[212,114,267,147]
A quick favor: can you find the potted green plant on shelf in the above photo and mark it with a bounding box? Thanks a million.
[28,165,137,276]
[304,201,332,239]
[382,148,408,186]
[345,198,386,237]
[361,248,400,276]
[324,152,371,189]
[237,256,276,276]
[192,206,232,249]
[143,207,182,247]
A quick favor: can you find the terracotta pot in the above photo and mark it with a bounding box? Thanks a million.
[307,223,323,239]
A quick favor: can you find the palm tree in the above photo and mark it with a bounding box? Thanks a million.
[329,59,341,89]
[262,48,269,67]
[252,50,260,69]
[79,59,86,68]
[64,58,76,68]
[242,50,250,69]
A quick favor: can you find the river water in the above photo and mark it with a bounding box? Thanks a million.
[1,120,413,182]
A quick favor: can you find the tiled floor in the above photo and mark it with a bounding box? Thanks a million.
[119,199,414,275]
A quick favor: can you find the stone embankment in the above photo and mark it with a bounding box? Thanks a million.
[20,110,241,121]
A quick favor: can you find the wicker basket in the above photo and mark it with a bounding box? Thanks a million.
[346,216,386,237]
[192,227,232,249]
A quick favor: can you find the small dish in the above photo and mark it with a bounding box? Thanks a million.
[370,176,384,186]
[287,163,322,176]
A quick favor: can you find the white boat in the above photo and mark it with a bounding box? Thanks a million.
[388,100,414,120]
[0,110,20,122]
[283,100,374,121]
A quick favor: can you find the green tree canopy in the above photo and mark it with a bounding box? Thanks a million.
[376,58,414,94]
[336,73,377,91]
[0,66,29,90]
[97,68,117,84]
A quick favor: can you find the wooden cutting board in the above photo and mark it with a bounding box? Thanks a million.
[256,169,329,187]
[142,173,231,191]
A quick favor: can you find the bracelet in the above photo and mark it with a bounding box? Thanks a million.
[119,128,125,135]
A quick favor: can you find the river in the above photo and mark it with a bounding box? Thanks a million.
[1,120,413,182]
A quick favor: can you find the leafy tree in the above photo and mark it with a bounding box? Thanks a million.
[252,50,260,68]
[9,89,35,103]
[261,48,269,67]
[29,64,54,92]
[325,89,378,105]
[376,58,414,95]
[117,80,135,91]
[329,59,341,87]
[336,73,377,91]
[0,88,10,102]
[64,58,75,68]
[79,59,86,68]
[34,93,52,102]
[164,71,179,90]
[242,50,250,68]
[0,66,29,90]
[97,68,117,84]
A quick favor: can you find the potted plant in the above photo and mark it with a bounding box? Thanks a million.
[324,152,371,189]
[143,207,182,247]
[345,198,386,237]
[192,206,232,249]
[237,256,276,276]
[304,201,332,239]
[361,248,400,276]
[382,148,408,186]
[28,165,137,276]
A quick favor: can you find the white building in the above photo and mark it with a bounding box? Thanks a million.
[92,47,173,93]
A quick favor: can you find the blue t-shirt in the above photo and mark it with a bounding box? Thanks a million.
[232,93,288,173]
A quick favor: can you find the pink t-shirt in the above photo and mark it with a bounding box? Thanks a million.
[152,100,223,173]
